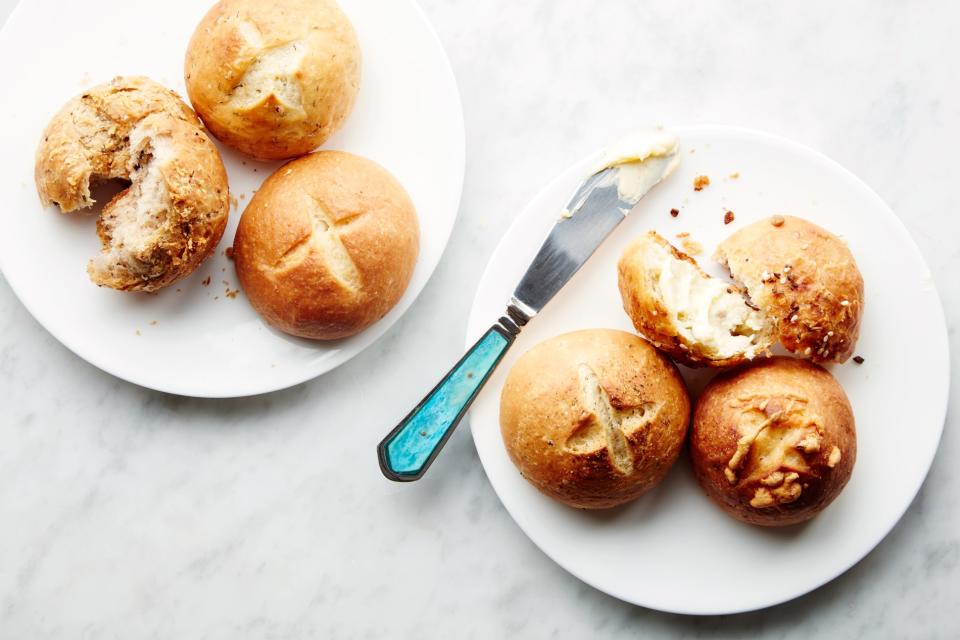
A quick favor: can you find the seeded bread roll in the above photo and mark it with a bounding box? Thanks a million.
[500,329,691,509]
[35,76,230,292]
[185,0,361,160]
[233,151,419,340]
[715,216,864,363]
[617,231,775,368]
[691,357,856,526]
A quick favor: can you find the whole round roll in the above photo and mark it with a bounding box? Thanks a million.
[691,356,856,526]
[500,329,691,509]
[185,0,361,160]
[233,151,419,340]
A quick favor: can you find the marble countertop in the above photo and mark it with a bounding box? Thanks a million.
[1,0,957,637]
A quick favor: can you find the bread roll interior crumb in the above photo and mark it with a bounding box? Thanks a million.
[643,238,771,360]
[90,126,173,281]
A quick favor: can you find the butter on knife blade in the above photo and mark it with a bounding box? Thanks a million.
[593,127,681,202]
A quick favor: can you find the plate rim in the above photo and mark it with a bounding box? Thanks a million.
[465,123,951,614]
[0,0,466,398]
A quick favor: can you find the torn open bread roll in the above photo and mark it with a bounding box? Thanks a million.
[184,0,361,160]
[617,232,776,368]
[691,357,856,526]
[35,76,230,292]
[232,151,419,340]
[716,216,864,364]
[499,329,691,509]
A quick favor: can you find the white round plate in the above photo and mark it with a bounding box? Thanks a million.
[467,125,949,614]
[0,0,464,397]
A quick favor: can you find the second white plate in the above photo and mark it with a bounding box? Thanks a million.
[0,0,464,397]
[467,125,949,614]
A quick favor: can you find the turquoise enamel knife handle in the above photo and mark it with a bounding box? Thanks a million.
[378,314,525,481]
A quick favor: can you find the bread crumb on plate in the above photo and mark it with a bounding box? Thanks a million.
[682,239,703,256]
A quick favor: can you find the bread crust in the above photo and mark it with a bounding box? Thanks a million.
[617,231,775,368]
[34,76,230,292]
[233,151,419,340]
[184,0,361,160]
[691,357,856,526]
[716,216,864,363]
[499,329,691,509]
[35,76,200,212]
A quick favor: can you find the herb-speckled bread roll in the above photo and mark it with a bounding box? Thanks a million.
[691,357,856,526]
[184,0,361,160]
[35,76,230,292]
[499,329,691,509]
[715,216,864,363]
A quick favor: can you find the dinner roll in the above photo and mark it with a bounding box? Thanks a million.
[185,0,361,160]
[716,216,864,363]
[35,76,230,292]
[233,151,419,340]
[618,231,775,368]
[691,357,856,526]
[500,329,691,509]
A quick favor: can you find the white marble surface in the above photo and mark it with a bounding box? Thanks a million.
[1,0,957,637]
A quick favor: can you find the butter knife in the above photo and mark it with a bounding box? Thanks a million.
[378,138,679,481]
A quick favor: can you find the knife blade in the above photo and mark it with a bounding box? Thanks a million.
[510,152,679,322]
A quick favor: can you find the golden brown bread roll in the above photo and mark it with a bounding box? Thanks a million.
[184,0,361,160]
[617,231,775,368]
[715,216,864,363]
[691,357,856,526]
[233,151,419,340]
[500,329,691,509]
[35,76,230,292]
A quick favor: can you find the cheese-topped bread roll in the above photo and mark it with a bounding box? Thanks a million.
[691,357,856,526]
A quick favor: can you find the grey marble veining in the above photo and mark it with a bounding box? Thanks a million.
[1,0,957,637]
